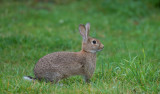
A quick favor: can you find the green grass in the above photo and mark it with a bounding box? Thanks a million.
[0,0,160,93]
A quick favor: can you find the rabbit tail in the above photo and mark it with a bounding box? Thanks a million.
[23,76,36,81]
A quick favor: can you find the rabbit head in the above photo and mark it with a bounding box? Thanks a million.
[79,23,104,53]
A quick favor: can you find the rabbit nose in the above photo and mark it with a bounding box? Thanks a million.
[101,44,104,49]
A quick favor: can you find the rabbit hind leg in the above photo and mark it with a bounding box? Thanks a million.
[50,72,63,84]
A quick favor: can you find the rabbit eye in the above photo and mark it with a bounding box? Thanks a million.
[92,40,96,44]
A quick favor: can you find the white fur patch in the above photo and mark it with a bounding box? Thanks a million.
[87,49,102,53]
[88,50,96,53]
[23,76,33,81]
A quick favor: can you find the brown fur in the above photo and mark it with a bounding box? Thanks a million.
[32,23,104,83]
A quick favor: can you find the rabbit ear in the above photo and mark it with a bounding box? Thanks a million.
[79,24,88,42]
[85,23,90,35]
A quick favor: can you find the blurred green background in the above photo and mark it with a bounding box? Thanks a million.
[0,0,160,93]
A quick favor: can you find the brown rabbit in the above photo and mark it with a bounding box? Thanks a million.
[24,23,104,83]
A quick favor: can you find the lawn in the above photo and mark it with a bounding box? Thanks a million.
[0,0,160,93]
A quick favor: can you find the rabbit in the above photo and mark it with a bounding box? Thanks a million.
[24,23,104,83]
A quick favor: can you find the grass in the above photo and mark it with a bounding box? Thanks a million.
[0,0,160,93]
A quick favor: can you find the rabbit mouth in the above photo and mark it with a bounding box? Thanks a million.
[97,48,104,52]
[97,49,102,52]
